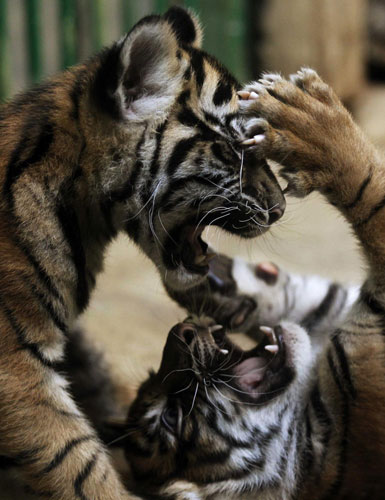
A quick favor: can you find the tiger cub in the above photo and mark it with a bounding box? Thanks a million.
[120,69,385,499]
[0,6,285,500]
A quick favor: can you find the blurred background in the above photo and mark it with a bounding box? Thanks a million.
[1,0,385,416]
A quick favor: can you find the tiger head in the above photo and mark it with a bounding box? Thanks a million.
[88,7,285,291]
[121,318,313,498]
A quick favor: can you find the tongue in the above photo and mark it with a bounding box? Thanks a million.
[233,357,267,389]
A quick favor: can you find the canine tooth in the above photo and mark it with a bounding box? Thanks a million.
[210,325,223,332]
[260,326,274,335]
[194,254,207,266]
[260,326,277,344]
[265,345,279,354]
[220,349,229,355]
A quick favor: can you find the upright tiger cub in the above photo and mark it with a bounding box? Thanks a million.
[0,7,285,500]
[121,70,385,499]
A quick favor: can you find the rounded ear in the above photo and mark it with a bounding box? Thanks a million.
[163,6,203,48]
[92,16,186,122]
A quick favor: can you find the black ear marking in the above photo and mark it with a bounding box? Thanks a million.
[164,6,197,46]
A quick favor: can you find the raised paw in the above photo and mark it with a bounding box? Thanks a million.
[167,252,289,334]
[237,69,368,201]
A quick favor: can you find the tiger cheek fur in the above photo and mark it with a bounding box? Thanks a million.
[0,6,286,500]
[87,9,285,292]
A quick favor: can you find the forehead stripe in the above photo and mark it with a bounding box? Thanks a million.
[213,80,233,106]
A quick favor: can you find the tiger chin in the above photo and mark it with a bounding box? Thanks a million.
[114,70,385,499]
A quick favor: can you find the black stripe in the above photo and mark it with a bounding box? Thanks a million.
[356,193,385,226]
[25,276,68,333]
[344,170,372,209]
[210,142,232,165]
[359,288,385,317]
[324,351,350,499]
[301,283,340,332]
[302,406,314,473]
[4,121,54,202]
[166,135,200,175]
[13,237,65,306]
[158,173,226,211]
[213,80,233,106]
[0,296,55,368]
[177,108,218,141]
[56,200,89,313]
[42,435,94,474]
[70,70,85,121]
[310,383,332,473]
[196,453,265,484]
[331,333,357,399]
[189,48,205,93]
[149,121,167,178]
[73,453,98,500]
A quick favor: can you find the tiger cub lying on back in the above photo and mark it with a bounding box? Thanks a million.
[117,69,385,499]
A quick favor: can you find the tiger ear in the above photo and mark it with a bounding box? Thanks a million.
[93,15,186,122]
[163,6,203,48]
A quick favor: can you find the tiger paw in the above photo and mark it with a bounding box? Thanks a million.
[168,252,288,332]
[238,69,368,200]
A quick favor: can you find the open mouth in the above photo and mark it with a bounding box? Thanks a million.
[178,213,267,277]
[180,226,214,275]
[205,324,292,402]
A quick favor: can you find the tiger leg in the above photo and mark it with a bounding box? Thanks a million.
[0,328,135,499]
[238,69,385,499]
[168,252,358,340]
[239,69,385,291]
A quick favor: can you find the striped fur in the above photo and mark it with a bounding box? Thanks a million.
[0,6,286,499]
[121,70,385,499]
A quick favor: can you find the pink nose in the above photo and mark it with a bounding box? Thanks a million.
[268,207,284,224]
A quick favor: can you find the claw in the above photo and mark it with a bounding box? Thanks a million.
[241,134,265,146]
[237,90,251,100]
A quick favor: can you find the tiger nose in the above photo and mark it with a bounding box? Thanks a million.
[173,323,196,346]
[268,207,284,224]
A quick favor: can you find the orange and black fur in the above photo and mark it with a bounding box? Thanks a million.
[118,70,385,499]
[0,6,285,499]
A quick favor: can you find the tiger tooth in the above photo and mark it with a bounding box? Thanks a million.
[260,326,274,335]
[260,325,277,344]
[210,325,223,332]
[265,345,279,354]
[220,349,229,355]
[194,254,207,266]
